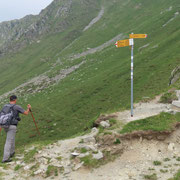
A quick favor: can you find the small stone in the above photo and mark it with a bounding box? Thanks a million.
[157,135,166,141]
[77,144,97,151]
[83,136,96,144]
[91,127,98,134]
[74,162,84,171]
[64,167,72,175]
[168,143,175,151]
[34,169,43,175]
[24,165,30,170]
[92,151,103,160]
[100,121,110,128]
[79,152,90,158]
[71,152,80,156]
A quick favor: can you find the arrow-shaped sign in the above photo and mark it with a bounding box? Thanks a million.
[129,34,147,39]
[115,39,134,48]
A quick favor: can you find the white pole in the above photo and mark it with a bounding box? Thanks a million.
[131,33,134,117]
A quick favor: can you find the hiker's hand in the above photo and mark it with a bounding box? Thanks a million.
[27,104,31,110]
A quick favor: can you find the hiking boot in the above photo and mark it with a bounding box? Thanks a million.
[10,152,15,158]
[2,159,12,163]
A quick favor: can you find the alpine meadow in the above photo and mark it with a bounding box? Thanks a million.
[0,0,180,178]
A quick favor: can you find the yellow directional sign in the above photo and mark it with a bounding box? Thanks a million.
[129,34,147,39]
[115,39,130,47]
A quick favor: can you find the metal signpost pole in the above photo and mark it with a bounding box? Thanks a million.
[131,39,134,117]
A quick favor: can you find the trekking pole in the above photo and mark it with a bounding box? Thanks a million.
[29,109,40,136]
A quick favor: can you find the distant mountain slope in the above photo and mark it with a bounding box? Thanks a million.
[0,0,100,56]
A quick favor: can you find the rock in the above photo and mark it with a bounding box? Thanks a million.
[90,127,99,137]
[157,135,166,141]
[71,152,80,156]
[79,152,90,158]
[92,151,103,160]
[50,158,59,164]
[34,169,43,175]
[111,147,124,155]
[64,167,72,175]
[15,155,24,160]
[73,162,84,171]
[39,157,48,165]
[83,136,96,144]
[77,144,97,152]
[168,143,175,151]
[24,165,30,170]
[100,121,110,128]
[172,101,180,108]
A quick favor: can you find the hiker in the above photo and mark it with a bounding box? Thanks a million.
[0,95,31,163]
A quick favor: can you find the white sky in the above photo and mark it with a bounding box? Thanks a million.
[0,0,53,23]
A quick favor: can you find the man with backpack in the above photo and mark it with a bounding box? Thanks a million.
[0,95,31,163]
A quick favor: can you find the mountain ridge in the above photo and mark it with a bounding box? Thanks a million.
[0,0,100,56]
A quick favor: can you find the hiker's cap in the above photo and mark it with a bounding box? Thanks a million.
[10,95,17,101]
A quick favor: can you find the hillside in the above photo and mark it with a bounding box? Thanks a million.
[0,0,100,55]
[0,0,180,175]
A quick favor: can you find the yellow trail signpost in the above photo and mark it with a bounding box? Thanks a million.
[115,39,129,47]
[115,33,147,117]
[129,34,147,39]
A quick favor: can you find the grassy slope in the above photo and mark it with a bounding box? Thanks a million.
[0,0,180,159]
[120,112,180,134]
[0,0,101,95]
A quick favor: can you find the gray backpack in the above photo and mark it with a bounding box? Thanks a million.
[0,104,15,128]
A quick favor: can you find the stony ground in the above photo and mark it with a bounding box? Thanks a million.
[0,91,180,180]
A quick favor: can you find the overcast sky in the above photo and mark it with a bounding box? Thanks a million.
[0,0,53,23]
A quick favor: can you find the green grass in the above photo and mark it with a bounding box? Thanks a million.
[113,138,121,145]
[46,165,59,177]
[144,173,157,180]
[159,92,178,104]
[163,158,171,162]
[153,161,162,166]
[30,163,40,171]
[160,169,168,173]
[169,169,180,180]
[24,148,38,163]
[80,155,99,168]
[120,112,180,134]
[0,0,179,161]
[80,148,88,154]
[14,165,22,171]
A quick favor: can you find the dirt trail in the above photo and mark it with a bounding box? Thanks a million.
[112,95,172,123]
[70,129,180,180]
[83,7,104,31]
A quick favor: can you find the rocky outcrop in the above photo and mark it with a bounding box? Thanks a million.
[0,0,100,56]
[169,66,180,85]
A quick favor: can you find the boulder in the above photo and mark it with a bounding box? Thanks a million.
[172,101,180,108]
